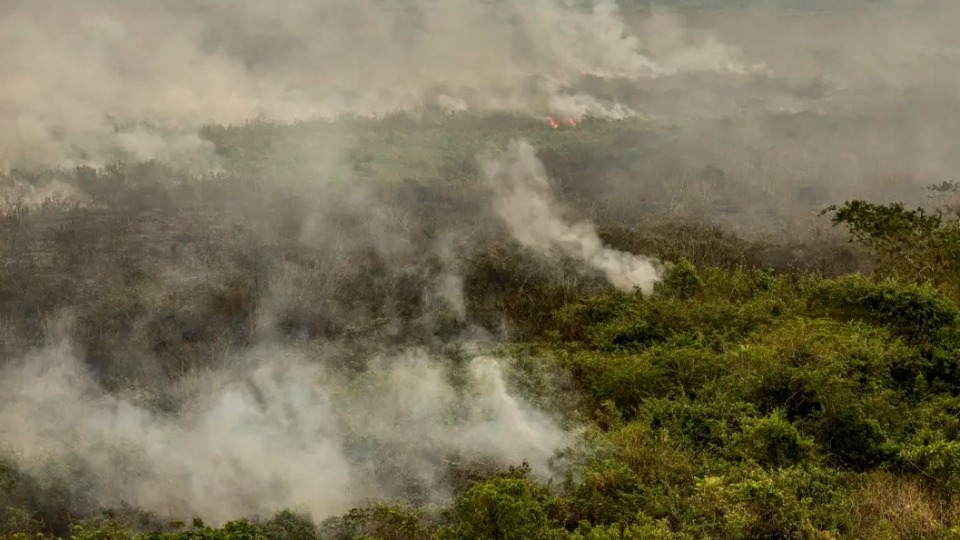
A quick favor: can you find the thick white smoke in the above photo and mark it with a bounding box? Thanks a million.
[483,140,661,294]
[0,331,570,523]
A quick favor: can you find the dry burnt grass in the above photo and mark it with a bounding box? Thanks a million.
[4,114,960,539]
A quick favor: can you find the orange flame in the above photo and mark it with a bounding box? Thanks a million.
[547,117,559,129]
[568,117,578,128]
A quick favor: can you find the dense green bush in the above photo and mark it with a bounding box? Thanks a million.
[732,410,817,468]
[437,477,558,540]
[827,200,960,294]
[317,505,430,540]
[808,275,959,343]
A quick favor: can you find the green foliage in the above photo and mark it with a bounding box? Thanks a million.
[569,514,688,540]
[563,459,645,526]
[8,115,960,539]
[553,267,795,352]
[899,435,960,492]
[559,350,670,415]
[50,519,268,540]
[439,477,559,540]
[95,252,959,539]
[827,200,944,249]
[0,460,41,536]
[684,465,850,539]
[255,510,317,540]
[517,252,960,537]
[808,274,958,343]
[827,200,960,293]
[655,258,703,300]
[69,519,137,540]
[317,504,430,540]
[733,410,817,468]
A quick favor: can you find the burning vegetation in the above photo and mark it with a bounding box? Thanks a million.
[3,1,960,539]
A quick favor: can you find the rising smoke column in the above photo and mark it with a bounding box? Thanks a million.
[483,139,661,294]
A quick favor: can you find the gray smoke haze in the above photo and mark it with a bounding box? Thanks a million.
[484,140,661,294]
[0,319,570,523]
[1,178,90,209]
[619,1,960,190]
[3,0,957,209]
[3,0,960,529]
[0,0,757,170]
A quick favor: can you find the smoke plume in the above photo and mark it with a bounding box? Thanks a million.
[0,322,570,523]
[484,140,661,294]
[4,0,960,530]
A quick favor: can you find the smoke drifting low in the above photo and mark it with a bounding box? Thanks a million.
[0,0,757,170]
[0,323,570,523]
[485,140,661,294]
[4,0,958,211]
[3,0,960,531]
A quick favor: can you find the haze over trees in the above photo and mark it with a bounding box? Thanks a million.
[3,1,960,539]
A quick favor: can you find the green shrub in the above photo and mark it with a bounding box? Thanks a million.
[569,514,688,540]
[562,459,649,527]
[733,410,817,468]
[826,199,960,293]
[817,408,897,470]
[559,350,670,415]
[69,519,137,540]
[899,435,960,492]
[685,465,849,539]
[255,510,317,540]
[606,419,703,484]
[440,477,558,540]
[808,275,959,343]
[553,267,798,352]
[655,258,703,300]
[640,398,749,455]
[317,504,430,540]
